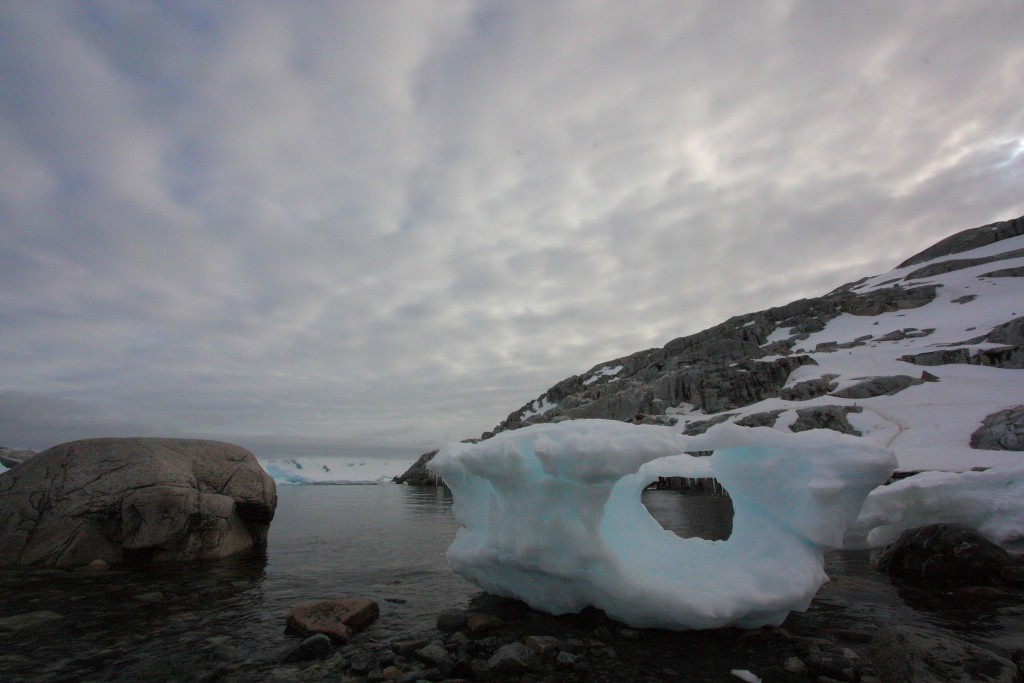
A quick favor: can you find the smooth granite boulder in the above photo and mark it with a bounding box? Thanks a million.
[0,438,276,567]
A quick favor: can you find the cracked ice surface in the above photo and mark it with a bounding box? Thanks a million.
[430,420,895,630]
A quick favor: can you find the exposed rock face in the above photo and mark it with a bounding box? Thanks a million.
[830,375,923,399]
[395,214,1024,485]
[0,447,35,469]
[970,406,1024,451]
[790,406,863,436]
[0,438,277,567]
[871,523,1015,584]
[393,449,440,485]
[895,214,1024,268]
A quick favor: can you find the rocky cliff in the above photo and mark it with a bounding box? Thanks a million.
[398,214,1024,484]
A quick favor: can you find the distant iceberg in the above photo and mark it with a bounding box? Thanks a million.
[258,456,408,485]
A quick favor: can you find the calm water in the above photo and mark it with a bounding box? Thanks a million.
[1,486,1021,682]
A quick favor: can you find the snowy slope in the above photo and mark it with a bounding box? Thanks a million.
[727,233,1024,472]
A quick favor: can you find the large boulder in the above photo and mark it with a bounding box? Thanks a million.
[0,438,277,567]
[871,523,1015,584]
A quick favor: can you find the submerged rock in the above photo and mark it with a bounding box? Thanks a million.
[0,438,277,567]
[871,523,1015,584]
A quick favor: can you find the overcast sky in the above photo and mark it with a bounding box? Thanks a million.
[1,1,1022,456]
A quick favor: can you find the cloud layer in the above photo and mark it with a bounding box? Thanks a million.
[2,1,1022,454]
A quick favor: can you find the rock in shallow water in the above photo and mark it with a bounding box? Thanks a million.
[871,523,1015,584]
[0,438,277,567]
[285,597,380,643]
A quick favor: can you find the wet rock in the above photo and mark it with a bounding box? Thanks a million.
[135,591,165,603]
[414,642,451,669]
[525,635,560,656]
[465,612,502,635]
[793,638,859,682]
[285,597,380,643]
[392,638,431,656]
[970,405,1024,451]
[0,438,277,567]
[556,651,578,667]
[280,633,334,663]
[348,651,373,674]
[830,375,923,399]
[871,523,1015,584]
[790,406,863,436]
[866,625,1019,683]
[488,642,536,674]
[436,610,467,634]
[0,610,64,630]
[86,559,110,571]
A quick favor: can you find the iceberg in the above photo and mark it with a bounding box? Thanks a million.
[850,465,1024,548]
[430,420,895,630]
[258,456,406,485]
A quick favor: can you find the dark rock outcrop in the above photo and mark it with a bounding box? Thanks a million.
[896,215,1024,268]
[830,375,923,399]
[871,523,1016,584]
[790,406,863,436]
[0,438,277,567]
[780,375,838,401]
[902,247,1024,280]
[394,449,441,485]
[735,410,786,428]
[970,406,1024,451]
[0,447,35,469]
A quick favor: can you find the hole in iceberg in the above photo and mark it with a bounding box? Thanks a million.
[642,477,733,541]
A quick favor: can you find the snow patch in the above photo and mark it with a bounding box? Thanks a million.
[850,465,1024,548]
[583,364,624,385]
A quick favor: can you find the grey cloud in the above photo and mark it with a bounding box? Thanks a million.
[1,1,1022,455]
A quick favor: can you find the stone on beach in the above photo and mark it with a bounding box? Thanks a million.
[0,438,277,567]
[285,597,380,643]
[871,523,1016,584]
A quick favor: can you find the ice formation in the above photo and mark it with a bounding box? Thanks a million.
[258,456,406,485]
[430,420,895,630]
[849,465,1024,548]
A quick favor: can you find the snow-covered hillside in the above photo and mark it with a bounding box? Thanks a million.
[694,233,1024,472]
[258,456,411,485]
[469,215,1023,476]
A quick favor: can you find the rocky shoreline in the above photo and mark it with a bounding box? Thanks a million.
[214,577,1024,683]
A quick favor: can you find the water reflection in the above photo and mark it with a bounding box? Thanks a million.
[641,488,734,540]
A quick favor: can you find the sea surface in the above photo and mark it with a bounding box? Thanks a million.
[1,485,1021,682]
